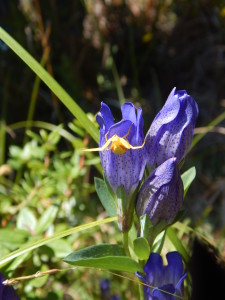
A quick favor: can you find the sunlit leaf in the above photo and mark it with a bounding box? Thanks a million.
[64,244,142,273]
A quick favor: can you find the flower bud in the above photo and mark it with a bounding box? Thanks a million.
[146,87,198,167]
[136,157,183,226]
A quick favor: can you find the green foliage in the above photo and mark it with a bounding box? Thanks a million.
[64,244,142,273]
[0,3,225,298]
[94,177,117,217]
[0,127,114,298]
[133,237,150,261]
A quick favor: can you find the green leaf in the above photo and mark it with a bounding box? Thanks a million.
[0,216,117,268]
[133,237,150,260]
[166,227,189,263]
[6,251,32,273]
[17,207,37,233]
[94,177,117,217]
[151,230,166,254]
[0,229,30,250]
[0,27,98,143]
[181,166,196,197]
[139,214,167,247]
[36,204,59,234]
[64,244,142,273]
[48,239,73,258]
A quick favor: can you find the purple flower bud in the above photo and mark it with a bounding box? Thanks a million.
[0,273,20,300]
[136,251,187,300]
[96,102,146,197]
[136,157,183,225]
[146,87,198,167]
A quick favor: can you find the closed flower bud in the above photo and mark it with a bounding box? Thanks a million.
[146,87,198,167]
[136,157,183,226]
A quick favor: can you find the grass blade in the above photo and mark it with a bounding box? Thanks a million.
[191,110,225,150]
[0,216,117,268]
[0,27,98,143]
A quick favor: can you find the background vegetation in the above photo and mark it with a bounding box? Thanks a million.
[0,0,225,299]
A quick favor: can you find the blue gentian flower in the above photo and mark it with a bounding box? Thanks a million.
[146,87,198,167]
[96,102,146,197]
[100,278,110,297]
[136,252,187,300]
[0,273,20,300]
[100,279,120,300]
[136,157,183,225]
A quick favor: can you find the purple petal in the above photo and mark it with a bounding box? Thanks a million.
[146,88,198,167]
[143,253,164,287]
[136,107,144,144]
[0,273,20,300]
[136,158,183,225]
[164,252,184,286]
[136,252,186,300]
[121,102,137,125]
[98,102,146,197]
[96,102,114,146]
[107,120,135,144]
[152,284,175,300]
[175,272,187,296]
[100,278,110,295]
[100,146,145,195]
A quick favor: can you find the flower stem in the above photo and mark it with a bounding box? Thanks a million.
[138,283,144,300]
[123,231,130,257]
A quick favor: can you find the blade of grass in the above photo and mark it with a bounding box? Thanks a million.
[10,121,78,147]
[190,110,225,150]
[111,59,125,105]
[0,118,6,165]
[0,216,117,268]
[167,227,189,263]
[0,76,8,164]
[24,47,50,144]
[0,27,98,143]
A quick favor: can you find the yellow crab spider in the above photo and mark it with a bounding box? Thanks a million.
[82,124,145,155]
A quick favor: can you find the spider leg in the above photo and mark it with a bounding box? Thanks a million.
[123,123,133,140]
[105,130,110,142]
[82,138,112,152]
[129,139,146,150]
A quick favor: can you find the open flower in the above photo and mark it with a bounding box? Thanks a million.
[0,273,20,300]
[146,87,198,167]
[96,102,146,197]
[136,157,183,226]
[95,102,146,231]
[136,252,187,300]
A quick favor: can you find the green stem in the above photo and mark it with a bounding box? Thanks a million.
[24,49,49,145]
[0,74,8,164]
[111,59,125,105]
[138,283,145,300]
[123,231,130,257]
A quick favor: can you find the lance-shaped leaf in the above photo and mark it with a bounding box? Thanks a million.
[64,244,142,273]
